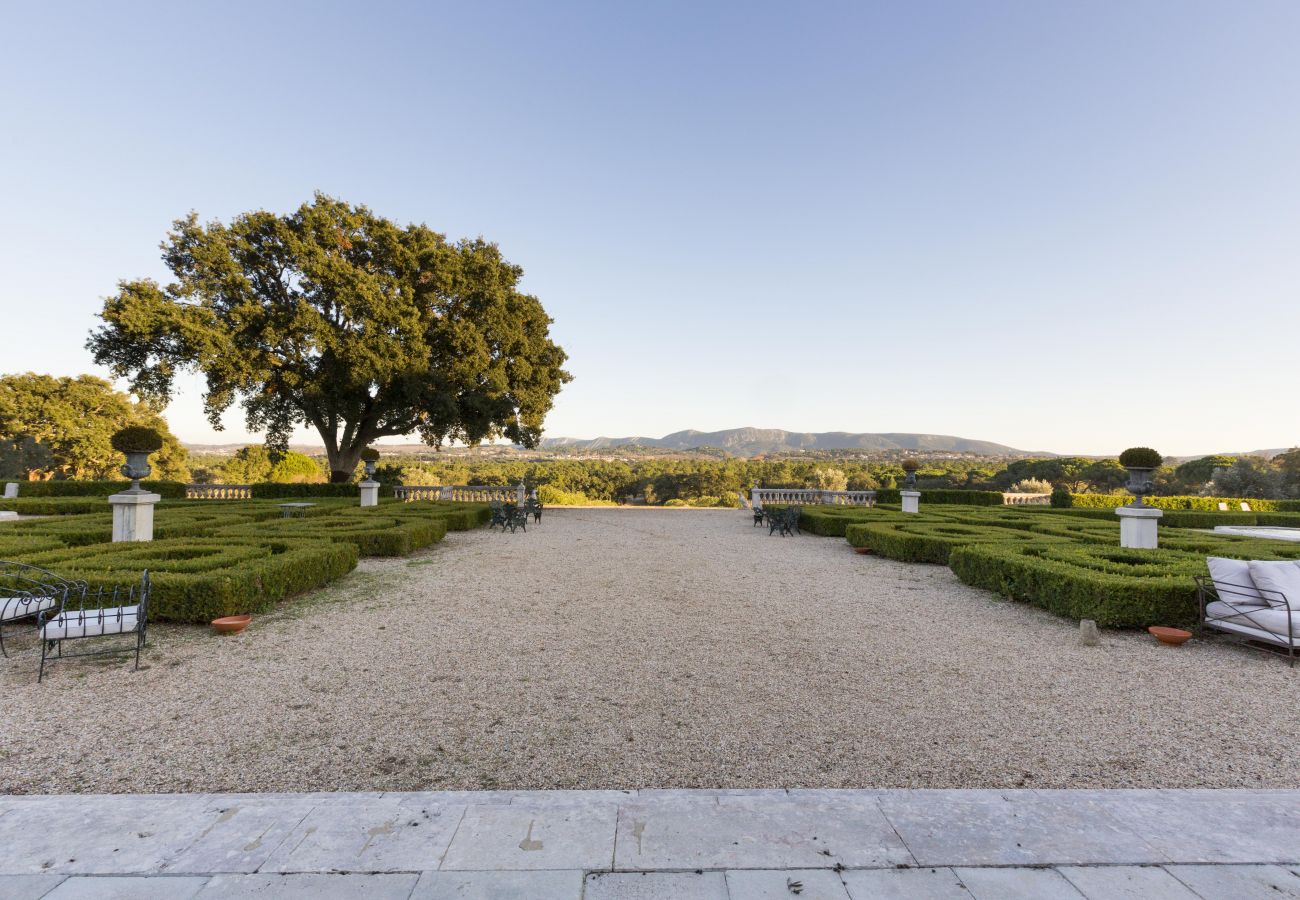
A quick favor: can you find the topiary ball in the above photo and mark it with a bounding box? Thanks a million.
[360,448,381,463]
[1119,447,1163,469]
[901,458,920,472]
[110,425,164,454]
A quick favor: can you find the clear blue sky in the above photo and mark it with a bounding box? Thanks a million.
[2,1,1297,456]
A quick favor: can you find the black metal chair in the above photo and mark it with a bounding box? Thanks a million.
[38,571,151,682]
[488,500,510,531]
[0,562,85,658]
[526,498,543,523]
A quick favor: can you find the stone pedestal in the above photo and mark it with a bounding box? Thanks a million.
[901,490,921,514]
[3,483,17,499]
[1116,505,1162,549]
[359,480,380,508]
[109,491,160,542]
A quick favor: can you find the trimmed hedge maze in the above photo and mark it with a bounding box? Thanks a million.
[816,503,1300,628]
[0,498,490,623]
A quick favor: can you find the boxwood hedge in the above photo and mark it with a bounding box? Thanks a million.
[0,499,486,621]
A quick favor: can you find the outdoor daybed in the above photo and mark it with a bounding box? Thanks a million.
[1197,557,1300,666]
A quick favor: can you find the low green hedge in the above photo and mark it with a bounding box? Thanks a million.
[385,501,492,530]
[251,483,360,498]
[845,520,1060,564]
[1070,494,1300,512]
[216,512,448,556]
[949,542,1205,627]
[13,480,187,499]
[873,489,1003,506]
[25,538,358,622]
[0,497,107,516]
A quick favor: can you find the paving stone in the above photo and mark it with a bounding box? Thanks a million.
[43,875,208,898]
[0,795,216,875]
[614,791,913,869]
[162,796,319,874]
[1056,864,1200,899]
[258,796,464,873]
[195,873,420,898]
[1100,794,1300,864]
[724,868,851,899]
[440,798,617,870]
[410,868,584,899]
[1164,864,1300,898]
[954,867,1085,899]
[0,874,69,899]
[878,791,1155,866]
[841,867,972,899]
[583,871,728,899]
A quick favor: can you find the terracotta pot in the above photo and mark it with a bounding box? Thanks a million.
[853,546,872,554]
[212,614,252,635]
[1148,626,1192,646]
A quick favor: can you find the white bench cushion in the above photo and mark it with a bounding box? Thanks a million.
[1206,600,1300,644]
[1206,557,1268,606]
[1247,560,1300,610]
[0,594,58,623]
[42,605,140,640]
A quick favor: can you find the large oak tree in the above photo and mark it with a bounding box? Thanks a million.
[89,194,571,481]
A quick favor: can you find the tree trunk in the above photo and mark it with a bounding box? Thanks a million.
[325,442,364,483]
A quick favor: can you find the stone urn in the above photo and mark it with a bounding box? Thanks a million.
[1124,467,1157,507]
[363,460,377,480]
[120,452,152,492]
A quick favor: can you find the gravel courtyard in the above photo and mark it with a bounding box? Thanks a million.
[2,508,1297,794]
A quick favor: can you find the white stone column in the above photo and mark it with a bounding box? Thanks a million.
[900,490,921,514]
[109,491,161,542]
[1116,505,1162,548]
[359,480,380,507]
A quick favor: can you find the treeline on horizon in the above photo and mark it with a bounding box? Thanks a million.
[187,449,1300,506]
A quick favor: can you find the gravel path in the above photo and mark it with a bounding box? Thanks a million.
[2,509,1297,794]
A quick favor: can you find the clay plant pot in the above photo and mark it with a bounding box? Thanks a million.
[853,546,872,555]
[1148,626,1192,646]
[212,614,252,635]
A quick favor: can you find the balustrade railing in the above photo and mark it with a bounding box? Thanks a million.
[185,484,253,500]
[1002,492,1052,506]
[751,489,876,509]
[394,484,527,505]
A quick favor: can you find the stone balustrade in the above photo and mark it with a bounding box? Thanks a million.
[395,484,527,505]
[751,489,876,509]
[1002,492,1052,506]
[185,484,253,500]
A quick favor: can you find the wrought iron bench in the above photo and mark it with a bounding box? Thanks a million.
[0,562,86,658]
[1196,573,1296,666]
[503,505,528,533]
[488,500,510,530]
[37,572,151,682]
[768,506,802,537]
[525,498,543,523]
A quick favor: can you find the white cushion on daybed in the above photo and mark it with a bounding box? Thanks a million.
[0,594,58,623]
[1246,561,1300,610]
[1206,557,1269,606]
[41,605,139,640]
[1205,600,1300,646]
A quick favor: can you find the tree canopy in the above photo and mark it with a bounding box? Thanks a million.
[0,373,190,481]
[88,193,571,481]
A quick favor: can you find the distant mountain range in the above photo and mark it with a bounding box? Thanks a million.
[538,428,1043,457]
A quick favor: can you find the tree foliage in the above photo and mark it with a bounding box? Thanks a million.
[88,193,570,481]
[0,374,189,481]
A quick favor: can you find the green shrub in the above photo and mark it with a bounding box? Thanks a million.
[216,512,447,556]
[251,482,359,498]
[1118,447,1163,468]
[110,426,164,453]
[25,538,357,622]
[1050,484,1073,508]
[385,501,491,530]
[949,542,1199,627]
[845,520,1059,564]
[15,480,187,499]
[1159,510,1256,529]
[1070,494,1300,512]
[0,497,107,516]
[872,489,1003,506]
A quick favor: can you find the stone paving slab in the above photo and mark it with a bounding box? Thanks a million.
[1,789,1299,898]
